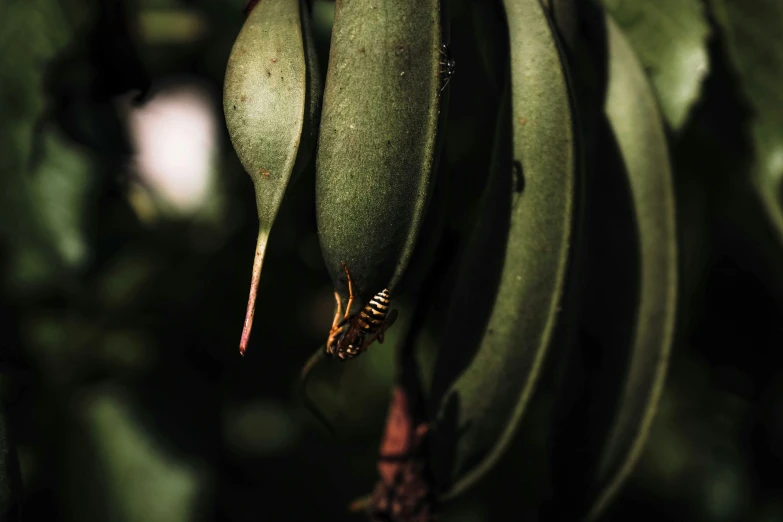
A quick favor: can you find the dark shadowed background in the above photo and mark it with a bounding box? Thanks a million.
[1,0,783,521]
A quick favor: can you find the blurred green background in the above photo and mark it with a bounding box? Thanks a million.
[1,0,783,521]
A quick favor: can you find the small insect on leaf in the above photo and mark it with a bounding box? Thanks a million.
[439,44,456,92]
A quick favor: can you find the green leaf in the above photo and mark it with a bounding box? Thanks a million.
[223,0,322,354]
[29,129,93,268]
[430,0,579,498]
[710,0,783,247]
[315,0,443,302]
[0,0,87,176]
[0,0,93,289]
[601,0,710,130]
[584,15,678,520]
[5,128,95,293]
[65,387,210,522]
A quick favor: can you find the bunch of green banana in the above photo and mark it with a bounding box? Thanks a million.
[223,0,681,520]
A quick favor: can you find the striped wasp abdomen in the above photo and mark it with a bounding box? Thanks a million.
[326,263,398,360]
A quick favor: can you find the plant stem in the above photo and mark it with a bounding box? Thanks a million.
[239,229,269,356]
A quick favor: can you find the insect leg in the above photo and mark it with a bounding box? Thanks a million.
[439,44,454,92]
[330,290,343,329]
[340,261,356,320]
[326,291,343,356]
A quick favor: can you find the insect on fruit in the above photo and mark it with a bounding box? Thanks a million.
[326,262,399,360]
[439,43,456,92]
[297,263,398,434]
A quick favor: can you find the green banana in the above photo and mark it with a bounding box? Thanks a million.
[429,0,580,500]
[315,0,444,323]
[585,15,677,519]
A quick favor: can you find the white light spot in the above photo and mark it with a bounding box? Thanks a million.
[125,82,218,216]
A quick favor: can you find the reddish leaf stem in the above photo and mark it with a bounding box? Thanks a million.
[239,230,268,356]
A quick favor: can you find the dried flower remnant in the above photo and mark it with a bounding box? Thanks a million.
[364,387,437,522]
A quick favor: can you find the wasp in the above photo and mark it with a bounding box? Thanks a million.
[326,262,398,360]
[439,43,456,92]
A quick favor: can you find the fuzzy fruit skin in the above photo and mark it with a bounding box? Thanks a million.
[315,0,443,305]
[224,0,321,354]
[428,0,581,501]
[224,0,320,220]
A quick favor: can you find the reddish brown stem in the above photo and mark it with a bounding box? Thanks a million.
[355,328,436,521]
[239,230,269,356]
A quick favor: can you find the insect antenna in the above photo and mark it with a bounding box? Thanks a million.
[298,346,336,436]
